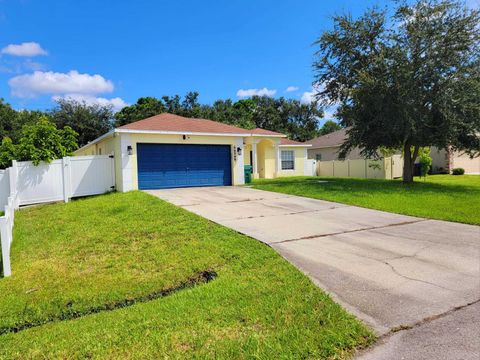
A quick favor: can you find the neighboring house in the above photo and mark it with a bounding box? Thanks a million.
[430,147,480,174]
[306,128,363,161]
[75,113,311,191]
[307,128,479,174]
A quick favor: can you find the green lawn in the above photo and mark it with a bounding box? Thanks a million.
[0,191,373,359]
[251,175,480,225]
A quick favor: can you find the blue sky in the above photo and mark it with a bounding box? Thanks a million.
[1,0,478,120]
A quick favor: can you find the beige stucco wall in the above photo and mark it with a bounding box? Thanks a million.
[308,146,364,161]
[430,147,449,172]
[430,147,480,174]
[452,151,480,174]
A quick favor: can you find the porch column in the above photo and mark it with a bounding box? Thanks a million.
[274,144,280,177]
[252,142,259,179]
[235,137,245,185]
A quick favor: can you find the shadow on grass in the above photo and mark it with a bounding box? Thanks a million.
[0,269,217,336]
[253,176,479,196]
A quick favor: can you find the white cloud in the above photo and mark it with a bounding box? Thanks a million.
[285,86,299,92]
[9,70,114,98]
[300,89,316,104]
[53,94,128,112]
[236,87,276,98]
[322,105,338,120]
[1,42,48,57]
[300,84,326,104]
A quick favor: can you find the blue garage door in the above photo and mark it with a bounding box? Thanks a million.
[137,143,232,189]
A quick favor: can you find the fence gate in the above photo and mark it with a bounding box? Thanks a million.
[15,155,115,206]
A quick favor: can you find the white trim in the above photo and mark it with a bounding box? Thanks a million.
[280,149,295,171]
[115,129,249,137]
[118,129,287,138]
[75,129,289,154]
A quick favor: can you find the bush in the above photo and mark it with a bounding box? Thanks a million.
[452,168,465,175]
[418,147,432,179]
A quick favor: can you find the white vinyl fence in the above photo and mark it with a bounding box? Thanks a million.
[304,159,317,176]
[1,155,115,277]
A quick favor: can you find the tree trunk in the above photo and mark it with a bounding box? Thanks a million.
[403,143,419,183]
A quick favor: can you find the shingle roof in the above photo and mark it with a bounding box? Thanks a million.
[251,128,285,136]
[280,138,310,146]
[306,128,347,148]
[118,113,253,134]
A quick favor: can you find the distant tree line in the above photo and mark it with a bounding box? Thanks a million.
[115,92,326,142]
[0,93,340,168]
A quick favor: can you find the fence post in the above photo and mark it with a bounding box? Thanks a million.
[9,161,18,208]
[62,157,71,203]
[0,217,11,277]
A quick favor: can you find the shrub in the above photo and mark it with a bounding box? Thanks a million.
[452,168,465,175]
[418,147,432,179]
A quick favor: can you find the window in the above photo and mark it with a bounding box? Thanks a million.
[281,150,295,170]
[316,154,322,161]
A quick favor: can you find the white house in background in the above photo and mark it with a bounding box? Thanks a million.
[75,113,312,191]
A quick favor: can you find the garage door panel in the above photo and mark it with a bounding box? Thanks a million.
[137,143,232,189]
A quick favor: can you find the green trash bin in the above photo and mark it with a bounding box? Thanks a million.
[244,165,253,184]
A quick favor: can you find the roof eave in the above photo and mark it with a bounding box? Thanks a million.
[115,129,249,137]
[307,144,342,150]
[279,144,312,147]
[74,130,115,153]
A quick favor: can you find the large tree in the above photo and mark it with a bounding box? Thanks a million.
[50,99,114,147]
[313,0,480,182]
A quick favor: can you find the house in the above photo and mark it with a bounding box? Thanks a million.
[75,113,311,191]
[307,128,480,174]
[306,128,363,161]
[430,147,480,174]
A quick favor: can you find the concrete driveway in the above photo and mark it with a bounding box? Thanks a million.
[146,186,480,359]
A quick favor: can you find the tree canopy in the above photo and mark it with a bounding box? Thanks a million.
[115,93,323,142]
[313,0,480,182]
[0,116,79,168]
[50,99,115,147]
[0,91,324,167]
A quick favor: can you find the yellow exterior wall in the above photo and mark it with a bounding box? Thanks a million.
[256,140,276,178]
[276,147,306,177]
[75,131,309,191]
[244,144,252,165]
[75,136,115,156]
